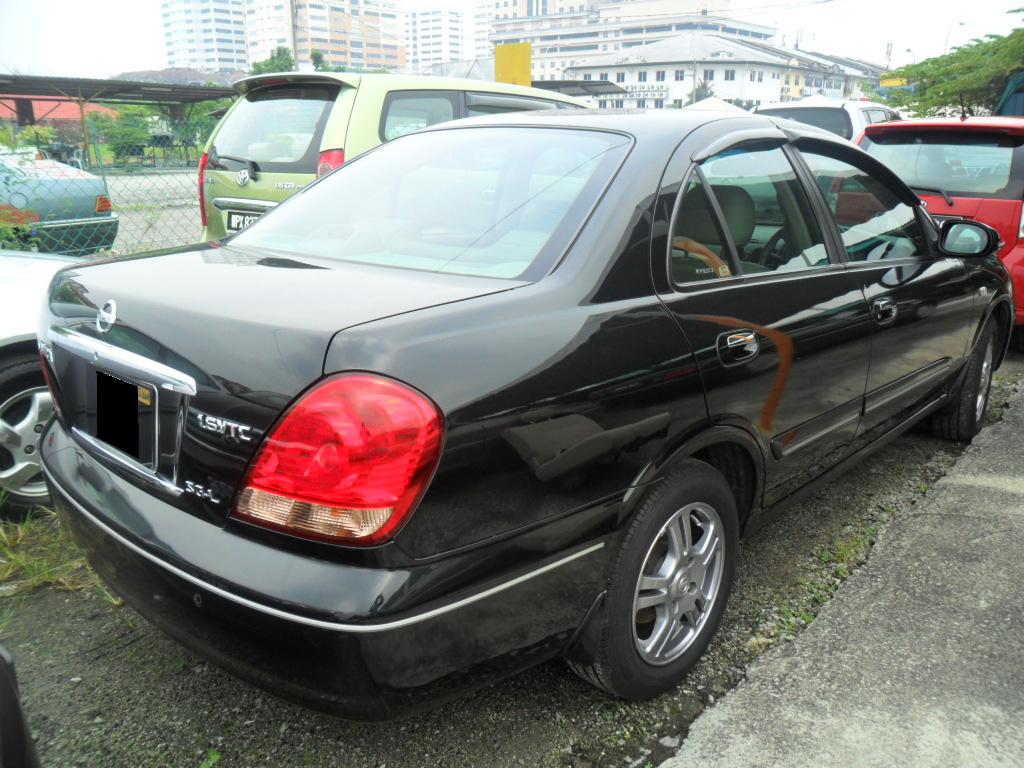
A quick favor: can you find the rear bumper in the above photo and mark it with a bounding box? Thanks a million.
[35,214,118,257]
[41,419,606,719]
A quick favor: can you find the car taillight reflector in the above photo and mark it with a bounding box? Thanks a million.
[95,195,112,213]
[232,373,443,546]
[198,151,210,228]
[317,148,345,177]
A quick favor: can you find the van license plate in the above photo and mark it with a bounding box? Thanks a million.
[226,211,260,231]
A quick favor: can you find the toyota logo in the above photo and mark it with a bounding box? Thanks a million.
[96,300,117,334]
[236,169,250,186]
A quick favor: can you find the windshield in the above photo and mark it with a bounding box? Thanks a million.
[211,83,339,174]
[757,107,854,139]
[231,127,631,280]
[861,131,1024,199]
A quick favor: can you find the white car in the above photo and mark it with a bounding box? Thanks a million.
[754,96,900,141]
[0,250,78,510]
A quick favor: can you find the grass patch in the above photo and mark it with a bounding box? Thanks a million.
[0,507,118,603]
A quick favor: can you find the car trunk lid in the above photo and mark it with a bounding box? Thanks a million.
[42,242,520,523]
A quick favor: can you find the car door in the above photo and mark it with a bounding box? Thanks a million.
[794,141,975,438]
[653,130,875,506]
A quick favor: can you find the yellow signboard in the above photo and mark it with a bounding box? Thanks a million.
[495,43,532,87]
[880,77,908,87]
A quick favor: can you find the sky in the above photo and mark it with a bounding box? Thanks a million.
[0,0,1018,78]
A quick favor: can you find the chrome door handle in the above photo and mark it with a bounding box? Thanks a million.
[872,297,898,325]
[718,329,759,366]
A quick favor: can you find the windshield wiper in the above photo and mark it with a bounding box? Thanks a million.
[910,185,954,207]
[212,152,260,181]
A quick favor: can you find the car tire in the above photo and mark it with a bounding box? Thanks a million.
[0,351,53,515]
[931,323,996,442]
[568,459,738,700]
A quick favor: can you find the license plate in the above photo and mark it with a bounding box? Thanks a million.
[226,211,260,232]
[95,371,155,463]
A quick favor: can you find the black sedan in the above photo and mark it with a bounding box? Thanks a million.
[37,110,1011,719]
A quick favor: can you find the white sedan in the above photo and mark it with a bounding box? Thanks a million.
[0,250,78,511]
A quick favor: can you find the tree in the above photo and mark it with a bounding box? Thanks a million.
[0,124,15,151]
[252,46,295,75]
[882,10,1024,116]
[89,105,153,163]
[17,125,56,149]
[689,79,714,104]
[311,48,326,71]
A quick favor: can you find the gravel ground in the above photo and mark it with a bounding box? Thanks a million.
[5,351,1024,768]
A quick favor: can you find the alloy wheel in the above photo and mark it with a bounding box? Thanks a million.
[975,338,994,423]
[632,502,725,665]
[0,387,53,500]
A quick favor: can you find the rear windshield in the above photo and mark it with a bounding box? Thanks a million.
[210,83,339,174]
[861,131,1024,199]
[231,127,630,280]
[758,107,854,139]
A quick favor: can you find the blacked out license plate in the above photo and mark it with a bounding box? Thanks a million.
[95,371,155,463]
[226,211,260,231]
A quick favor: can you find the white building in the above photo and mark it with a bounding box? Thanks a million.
[491,0,773,82]
[470,0,497,59]
[161,0,249,72]
[567,32,879,109]
[403,7,465,74]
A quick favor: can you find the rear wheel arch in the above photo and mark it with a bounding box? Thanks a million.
[634,426,765,531]
[984,297,1013,367]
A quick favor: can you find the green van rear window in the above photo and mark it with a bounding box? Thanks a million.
[210,84,339,175]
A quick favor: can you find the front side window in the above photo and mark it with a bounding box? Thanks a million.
[860,130,1024,200]
[670,144,831,284]
[233,127,630,280]
[380,91,458,141]
[799,149,929,262]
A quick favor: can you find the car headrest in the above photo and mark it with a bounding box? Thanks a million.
[678,184,756,246]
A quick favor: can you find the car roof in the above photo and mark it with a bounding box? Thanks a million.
[232,71,589,106]
[415,107,845,148]
[863,115,1024,136]
[756,96,891,112]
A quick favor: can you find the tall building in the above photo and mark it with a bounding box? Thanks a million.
[245,0,406,72]
[161,0,249,72]
[470,0,497,59]
[491,0,772,82]
[404,7,465,74]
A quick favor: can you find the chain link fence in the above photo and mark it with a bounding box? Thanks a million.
[2,111,222,258]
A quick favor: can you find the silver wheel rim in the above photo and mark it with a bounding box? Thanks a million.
[0,386,53,500]
[632,502,725,666]
[976,339,994,423]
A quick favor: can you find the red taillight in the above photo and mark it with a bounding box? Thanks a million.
[198,151,209,228]
[317,148,345,177]
[232,373,443,546]
[94,194,112,213]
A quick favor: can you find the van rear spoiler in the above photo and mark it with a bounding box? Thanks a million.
[231,72,361,95]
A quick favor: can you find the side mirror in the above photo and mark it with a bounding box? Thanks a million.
[938,219,1002,258]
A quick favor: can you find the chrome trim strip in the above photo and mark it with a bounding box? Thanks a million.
[35,213,119,229]
[43,462,605,633]
[70,427,182,496]
[48,326,197,396]
[211,197,276,213]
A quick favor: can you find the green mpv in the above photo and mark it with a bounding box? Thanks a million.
[200,72,589,240]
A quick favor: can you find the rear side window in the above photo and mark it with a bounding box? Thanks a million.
[861,130,1024,199]
[380,91,459,141]
[799,150,929,262]
[758,107,854,139]
[211,84,338,174]
[232,127,630,280]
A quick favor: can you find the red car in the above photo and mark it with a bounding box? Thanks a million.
[857,117,1024,348]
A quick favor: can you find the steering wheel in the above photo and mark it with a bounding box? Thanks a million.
[759,227,792,269]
